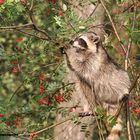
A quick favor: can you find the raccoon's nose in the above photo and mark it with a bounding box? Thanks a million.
[59,47,65,54]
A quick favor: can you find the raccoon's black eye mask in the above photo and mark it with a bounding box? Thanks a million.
[78,38,88,48]
[69,38,88,49]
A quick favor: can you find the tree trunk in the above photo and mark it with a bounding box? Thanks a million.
[54,1,105,140]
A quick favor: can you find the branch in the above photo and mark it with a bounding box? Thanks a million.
[125,0,137,70]
[18,112,93,137]
[130,116,137,140]
[25,4,52,41]
[99,0,126,55]
[126,101,132,140]
[0,23,34,30]
[30,0,34,11]
[9,82,24,102]
[15,29,48,40]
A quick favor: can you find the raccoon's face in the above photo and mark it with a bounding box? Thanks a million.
[66,32,101,54]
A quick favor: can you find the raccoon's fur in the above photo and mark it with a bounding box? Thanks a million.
[64,32,130,140]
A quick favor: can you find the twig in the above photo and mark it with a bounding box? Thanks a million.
[30,0,34,11]
[87,2,99,21]
[130,116,137,140]
[15,29,48,40]
[51,82,75,97]
[0,23,33,30]
[9,82,24,102]
[122,4,134,13]
[99,0,126,55]
[18,113,94,137]
[125,0,137,70]
[25,5,52,41]
[129,75,140,94]
[91,86,105,140]
[51,117,84,140]
[125,1,136,140]
[126,101,132,140]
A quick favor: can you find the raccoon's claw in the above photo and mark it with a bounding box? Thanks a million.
[119,94,129,103]
[79,112,92,117]
[64,44,71,50]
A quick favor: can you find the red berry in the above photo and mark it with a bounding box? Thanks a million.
[137,3,140,7]
[127,2,134,7]
[10,60,17,65]
[29,133,38,140]
[0,114,5,117]
[50,0,56,4]
[16,37,24,43]
[39,73,45,81]
[15,46,22,52]
[47,9,51,16]
[123,2,134,7]
[38,97,48,105]
[39,85,45,93]
[134,108,140,114]
[11,67,18,74]
[128,100,133,106]
[55,95,65,102]
[21,0,27,6]
[0,0,5,5]
[16,116,21,128]
[5,122,12,126]
[58,10,64,16]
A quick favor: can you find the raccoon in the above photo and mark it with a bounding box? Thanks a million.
[64,32,130,140]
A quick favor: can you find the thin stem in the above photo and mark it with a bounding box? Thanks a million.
[126,102,132,140]
[9,82,24,102]
[130,116,137,140]
[125,0,137,70]
[15,29,48,40]
[18,113,95,137]
[0,23,33,30]
[99,0,126,55]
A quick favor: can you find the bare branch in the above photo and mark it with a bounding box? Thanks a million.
[99,0,126,55]
[25,4,52,41]
[18,113,94,137]
[125,0,137,70]
[15,29,49,40]
[0,23,34,30]
[30,0,34,11]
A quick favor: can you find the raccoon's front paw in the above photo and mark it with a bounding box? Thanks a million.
[118,94,129,103]
[79,112,92,117]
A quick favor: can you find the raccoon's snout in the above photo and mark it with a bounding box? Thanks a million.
[60,47,65,54]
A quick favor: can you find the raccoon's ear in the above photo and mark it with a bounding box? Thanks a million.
[90,35,100,44]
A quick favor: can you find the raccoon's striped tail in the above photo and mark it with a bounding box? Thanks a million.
[107,118,122,140]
